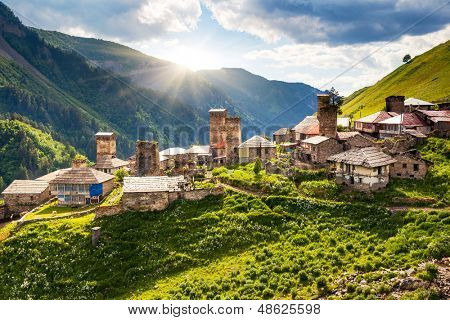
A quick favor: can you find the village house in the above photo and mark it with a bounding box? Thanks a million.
[404,97,435,111]
[389,149,431,179]
[185,145,212,166]
[238,135,277,164]
[328,147,396,191]
[378,113,429,138]
[297,136,343,164]
[292,116,320,141]
[1,180,50,214]
[273,128,291,144]
[94,132,129,174]
[354,111,398,137]
[209,108,241,165]
[48,158,114,206]
[414,109,450,136]
[336,132,375,150]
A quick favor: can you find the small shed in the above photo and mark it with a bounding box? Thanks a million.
[238,135,277,163]
[1,180,50,213]
[298,136,342,164]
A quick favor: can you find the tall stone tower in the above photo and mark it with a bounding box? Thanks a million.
[209,108,241,163]
[317,94,338,138]
[135,141,160,176]
[385,96,405,114]
[96,132,117,163]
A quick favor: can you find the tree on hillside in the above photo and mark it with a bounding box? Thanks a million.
[403,54,411,63]
[254,158,262,175]
[114,168,129,183]
[326,87,344,114]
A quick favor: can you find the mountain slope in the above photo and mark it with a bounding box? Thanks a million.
[0,118,75,189]
[34,29,320,128]
[0,2,205,160]
[342,41,450,118]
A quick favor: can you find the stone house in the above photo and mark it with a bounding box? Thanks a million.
[94,132,129,174]
[336,132,375,150]
[414,110,450,137]
[354,111,398,137]
[378,113,429,138]
[328,147,396,191]
[390,150,431,179]
[298,136,343,164]
[48,158,114,206]
[273,128,291,144]
[292,116,320,141]
[185,145,212,166]
[1,180,50,214]
[238,135,277,163]
[404,97,435,111]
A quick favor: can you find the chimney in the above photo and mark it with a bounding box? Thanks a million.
[385,96,405,114]
[72,156,88,168]
[317,94,337,138]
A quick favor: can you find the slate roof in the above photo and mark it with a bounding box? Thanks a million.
[403,129,427,138]
[379,113,427,126]
[2,180,49,195]
[404,98,434,106]
[355,111,397,124]
[123,176,186,193]
[293,116,319,134]
[36,168,71,182]
[160,147,186,156]
[185,145,211,155]
[273,128,290,136]
[336,131,361,140]
[328,147,396,168]
[238,135,276,148]
[95,156,129,169]
[301,136,330,145]
[49,168,114,184]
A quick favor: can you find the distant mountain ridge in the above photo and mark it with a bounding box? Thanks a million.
[342,40,450,118]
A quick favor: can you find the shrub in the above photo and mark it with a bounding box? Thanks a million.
[299,180,340,199]
[316,276,328,291]
[253,158,262,175]
[291,235,309,246]
[114,167,129,183]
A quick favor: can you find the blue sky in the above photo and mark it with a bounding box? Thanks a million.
[6,0,450,95]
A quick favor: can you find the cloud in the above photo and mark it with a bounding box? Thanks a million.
[246,25,450,94]
[7,0,202,42]
[204,0,450,44]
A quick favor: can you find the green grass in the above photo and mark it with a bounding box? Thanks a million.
[0,191,448,299]
[342,41,450,118]
[24,200,98,221]
[0,221,18,242]
[100,186,123,207]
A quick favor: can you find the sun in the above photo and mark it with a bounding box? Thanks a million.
[171,46,220,71]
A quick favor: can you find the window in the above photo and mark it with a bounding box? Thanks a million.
[377,167,382,175]
[402,163,407,169]
[413,164,419,171]
[358,178,362,183]
[397,173,401,176]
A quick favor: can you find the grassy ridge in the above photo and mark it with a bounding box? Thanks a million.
[342,41,450,118]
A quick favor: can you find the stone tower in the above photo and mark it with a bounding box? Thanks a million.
[317,94,338,138]
[135,141,160,176]
[385,96,405,114]
[209,108,241,163]
[96,132,117,163]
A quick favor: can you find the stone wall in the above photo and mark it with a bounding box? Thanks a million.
[95,204,123,218]
[343,135,375,150]
[3,187,50,214]
[96,134,116,163]
[390,155,428,179]
[317,94,337,138]
[314,139,342,163]
[135,140,160,176]
[241,146,276,163]
[385,96,405,114]
[209,109,241,164]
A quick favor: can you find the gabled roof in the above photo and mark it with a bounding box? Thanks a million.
[328,147,396,168]
[404,98,434,106]
[95,132,115,137]
[185,145,211,155]
[160,147,186,156]
[416,110,450,117]
[355,111,397,124]
[95,156,129,169]
[238,135,276,148]
[336,131,361,140]
[403,129,427,138]
[379,113,427,126]
[49,168,114,184]
[2,180,49,195]
[36,168,71,182]
[293,116,319,134]
[301,136,330,145]
[273,128,290,136]
[123,176,186,193]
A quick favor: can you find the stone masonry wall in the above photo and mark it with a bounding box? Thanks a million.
[385,96,405,114]
[317,94,337,138]
[4,187,50,214]
[136,141,160,176]
[390,155,428,179]
[313,139,342,163]
[96,135,116,163]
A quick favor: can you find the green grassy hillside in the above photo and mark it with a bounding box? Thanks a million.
[342,41,450,118]
[0,118,75,189]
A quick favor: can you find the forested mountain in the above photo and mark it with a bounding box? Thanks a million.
[34,29,320,128]
[342,41,450,118]
[0,118,75,189]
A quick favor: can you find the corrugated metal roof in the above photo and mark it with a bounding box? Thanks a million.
[185,145,211,155]
[328,147,396,168]
[355,111,397,124]
[404,98,434,106]
[379,113,426,126]
[301,136,330,145]
[238,135,276,148]
[123,176,186,193]
[160,147,186,156]
[49,168,114,184]
[2,180,49,195]
[416,110,450,117]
